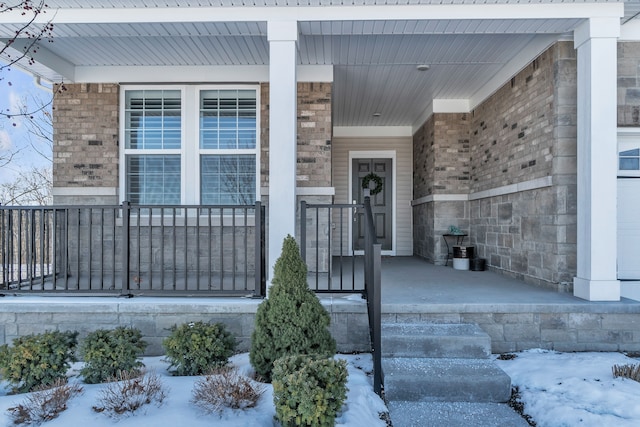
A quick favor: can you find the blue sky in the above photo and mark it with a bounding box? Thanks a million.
[0,65,53,183]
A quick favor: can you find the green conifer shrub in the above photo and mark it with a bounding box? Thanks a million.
[162,321,236,375]
[79,327,147,384]
[0,330,78,393]
[249,235,336,381]
[272,354,348,427]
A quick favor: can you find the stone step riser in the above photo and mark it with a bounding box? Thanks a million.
[381,323,492,359]
[382,357,512,403]
[382,336,490,359]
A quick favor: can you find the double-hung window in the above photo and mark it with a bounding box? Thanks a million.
[121,85,260,205]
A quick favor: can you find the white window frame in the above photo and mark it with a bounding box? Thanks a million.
[119,84,261,206]
[618,128,640,178]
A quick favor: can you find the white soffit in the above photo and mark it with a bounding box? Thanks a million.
[0,1,629,128]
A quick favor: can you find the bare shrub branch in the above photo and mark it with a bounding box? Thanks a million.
[92,370,167,418]
[612,363,640,383]
[191,367,265,414]
[7,378,83,425]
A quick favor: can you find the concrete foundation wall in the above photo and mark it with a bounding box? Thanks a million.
[382,305,640,354]
[0,299,370,357]
[2,299,640,356]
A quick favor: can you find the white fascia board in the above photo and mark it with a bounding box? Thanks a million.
[298,65,333,82]
[433,99,470,113]
[1,40,75,81]
[412,102,434,135]
[333,126,413,138]
[74,65,332,83]
[0,3,624,25]
[469,34,558,111]
[621,19,640,41]
[411,100,469,134]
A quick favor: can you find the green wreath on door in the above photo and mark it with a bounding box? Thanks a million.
[361,172,383,196]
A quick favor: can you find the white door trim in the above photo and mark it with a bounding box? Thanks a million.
[348,150,397,256]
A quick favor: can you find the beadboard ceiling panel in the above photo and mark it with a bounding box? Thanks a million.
[1,0,636,127]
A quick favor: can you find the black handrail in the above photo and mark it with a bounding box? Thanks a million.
[363,196,383,396]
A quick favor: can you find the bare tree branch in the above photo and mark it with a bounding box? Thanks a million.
[0,1,54,70]
[0,1,63,122]
[0,165,51,205]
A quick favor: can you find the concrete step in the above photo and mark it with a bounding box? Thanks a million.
[382,357,511,403]
[386,401,530,427]
[381,323,491,359]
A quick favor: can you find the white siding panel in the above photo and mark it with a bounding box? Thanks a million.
[332,136,413,256]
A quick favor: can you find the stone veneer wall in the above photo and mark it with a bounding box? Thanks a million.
[413,42,577,288]
[469,42,577,290]
[53,83,119,204]
[618,42,640,127]
[413,113,470,264]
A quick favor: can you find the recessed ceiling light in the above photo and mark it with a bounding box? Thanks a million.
[416,64,430,71]
[373,112,382,117]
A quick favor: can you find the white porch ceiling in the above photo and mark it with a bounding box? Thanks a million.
[0,0,635,128]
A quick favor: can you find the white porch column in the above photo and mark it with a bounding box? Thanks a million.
[267,21,298,285]
[573,17,620,301]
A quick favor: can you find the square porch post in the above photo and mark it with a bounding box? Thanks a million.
[267,21,298,287]
[573,17,621,301]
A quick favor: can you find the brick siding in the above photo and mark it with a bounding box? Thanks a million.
[53,83,119,189]
[259,82,332,189]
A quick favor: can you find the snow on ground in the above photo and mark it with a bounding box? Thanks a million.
[496,349,640,427]
[1,350,640,426]
[0,353,388,427]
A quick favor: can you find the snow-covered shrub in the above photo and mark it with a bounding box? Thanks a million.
[80,327,147,384]
[272,354,348,427]
[163,321,236,376]
[0,330,78,393]
[7,378,83,425]
[92,370,166,418]
[250,235,336,381]
[191,367,265,414]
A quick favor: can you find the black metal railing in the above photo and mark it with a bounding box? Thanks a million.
[299,197,383,395]
[0,202,266,297]
[299,201,364,293]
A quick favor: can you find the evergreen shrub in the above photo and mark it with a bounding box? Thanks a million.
[79,327,147,384]
[162,321,236,375]
[272,354,348,427]
[250,235,336,381]
[0,330,78,393]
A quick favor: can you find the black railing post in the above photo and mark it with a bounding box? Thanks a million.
[121,201,131,294]
[371,243,382,395]
[300,200,307,263]
[254,201,266,298]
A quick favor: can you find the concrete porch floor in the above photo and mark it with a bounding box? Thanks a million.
[378,256,639,306]
[365,257,640,354]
